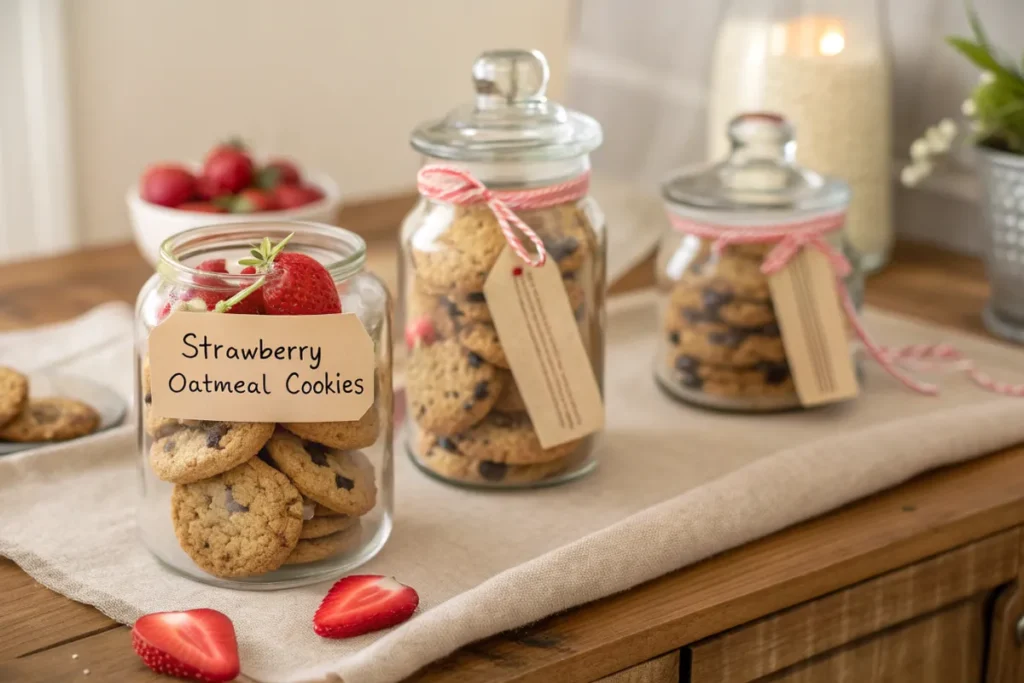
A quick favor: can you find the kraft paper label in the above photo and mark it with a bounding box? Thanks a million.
[148,312,375,422]
[484,247,604,448]
[768,249,859,406]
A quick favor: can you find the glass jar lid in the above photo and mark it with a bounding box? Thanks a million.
[410,49,602,163]
[662,113,849,216]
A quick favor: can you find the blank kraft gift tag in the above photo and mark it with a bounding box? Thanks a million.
[484,246,604,448]
[768,249,859,406]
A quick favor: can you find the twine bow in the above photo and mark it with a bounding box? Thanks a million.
[417,165,591,268]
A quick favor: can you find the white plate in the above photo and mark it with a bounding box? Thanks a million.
[0,373,128,455]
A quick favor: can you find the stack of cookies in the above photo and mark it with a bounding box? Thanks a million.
[660,243,797,407]
[143,361,380,578]
[0,367,101,444]
[405,201,600,486]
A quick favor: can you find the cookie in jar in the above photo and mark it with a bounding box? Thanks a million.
[655,113,864,412]
[136,222,393,588]
[400,49,606,488]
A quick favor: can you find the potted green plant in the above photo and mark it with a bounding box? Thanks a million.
[901,2,1024,342]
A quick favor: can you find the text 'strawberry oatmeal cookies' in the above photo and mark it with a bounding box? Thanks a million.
[655,114,864,412]
[135,222,393,588]
[400,49,606,488]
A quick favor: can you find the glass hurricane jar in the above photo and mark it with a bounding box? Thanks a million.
[135,221,393,589]
[656,113,863,412]
[706,0,892,272]
[399,49,607,488]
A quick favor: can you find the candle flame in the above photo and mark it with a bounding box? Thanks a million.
[818,27,845,56]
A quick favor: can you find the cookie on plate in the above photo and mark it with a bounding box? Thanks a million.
[456,323,508,368]
[285,523,363,565]
[171,457,303,577]
[416,436,573,485]
[264,431,377,516]
[150,421,274,484]
[406,339,504,436]
[0,367,29,427]
[281,405,379,450]
[450,413,579,465]
[0,397,99,443]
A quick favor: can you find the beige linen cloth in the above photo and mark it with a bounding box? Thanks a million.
[3,294,1024,683]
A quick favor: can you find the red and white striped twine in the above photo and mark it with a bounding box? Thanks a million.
[417,165,591,268]
[669,212,1024,398]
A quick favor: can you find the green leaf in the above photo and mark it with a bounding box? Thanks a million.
[250,249,263,260]
[238,258,261,266]
[253,166,281,190]
[211,195,235,210]
[946,37,1024,93]
[965,0,990,51]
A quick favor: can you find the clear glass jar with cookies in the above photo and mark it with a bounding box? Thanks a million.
[399,49,606,487]
[656,113,863,412]
[135,221,393,588]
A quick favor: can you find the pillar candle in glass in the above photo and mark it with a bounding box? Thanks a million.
[707,0,892,273]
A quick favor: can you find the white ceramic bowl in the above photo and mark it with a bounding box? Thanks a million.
[127,169,342,265]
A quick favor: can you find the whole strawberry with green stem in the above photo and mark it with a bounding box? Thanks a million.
[217,233,342,315]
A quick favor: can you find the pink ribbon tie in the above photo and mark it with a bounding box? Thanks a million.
[417,165,591,268]
[668,211,1022,398]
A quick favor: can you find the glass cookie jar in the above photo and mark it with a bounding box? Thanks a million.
[399,49,607,488]
[135,222,393,588]
[655,113,863,412]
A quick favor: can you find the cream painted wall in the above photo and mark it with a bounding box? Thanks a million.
[67,0,571,245]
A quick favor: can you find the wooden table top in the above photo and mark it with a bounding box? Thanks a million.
[1,234,1022,683]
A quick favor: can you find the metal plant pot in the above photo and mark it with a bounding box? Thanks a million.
[977,146,1024,343]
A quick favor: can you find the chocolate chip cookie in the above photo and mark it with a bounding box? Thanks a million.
[669,283,776,328]
[0,367,29,427]
[449,413,580,464]
[456,323,508,368]
[285,523,363,565]
[171,457,304,577]
[411,204,509,292]
[416,436,574,485]
[0,397,100,442]
[150,421,274,484]
[300,513,357,540]
[406,339,503,435]
[520,203,593,273]
[264,431,377,516]
[281,405,379,450]
[669,355,794,397]
[493,370,527,414]
[667,321,786,366]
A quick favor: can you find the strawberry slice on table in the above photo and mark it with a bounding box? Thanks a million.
[132,608,240,682]
[314,575,420,639]
[216,233,341,315]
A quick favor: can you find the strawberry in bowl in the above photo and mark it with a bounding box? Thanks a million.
[128,139,341,266]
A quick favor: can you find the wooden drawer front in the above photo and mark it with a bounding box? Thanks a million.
[597,651,679,683]
[758,598,986,682]
[687,529,1019,683]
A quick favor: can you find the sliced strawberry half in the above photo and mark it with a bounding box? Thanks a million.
[313,575,419,639]
[132,608,240,682]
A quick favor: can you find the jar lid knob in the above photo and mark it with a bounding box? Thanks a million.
[472,49,550,106]
[727,112,796,161]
